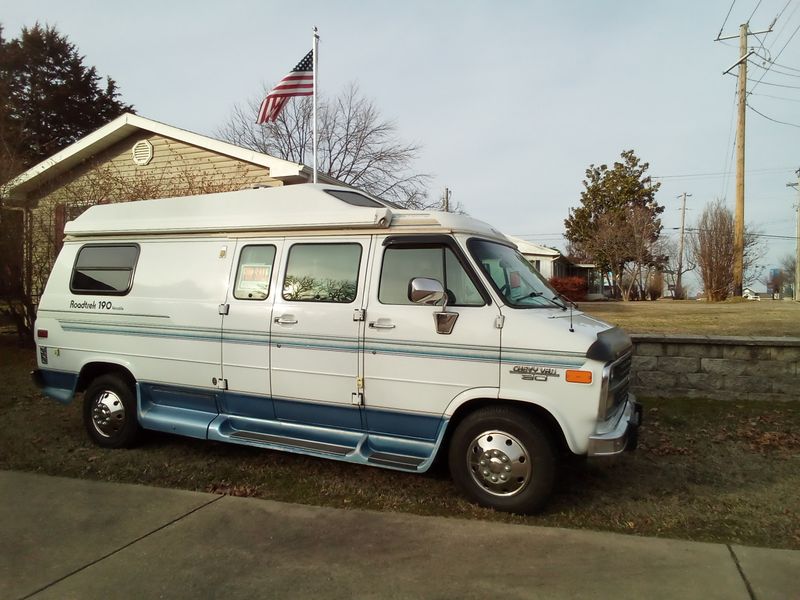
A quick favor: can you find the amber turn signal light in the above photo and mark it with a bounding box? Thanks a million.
[565,370,592,384]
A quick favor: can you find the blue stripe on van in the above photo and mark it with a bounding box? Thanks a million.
[36,369,79,404]
[365,406,443,441]
[274,397,363,430]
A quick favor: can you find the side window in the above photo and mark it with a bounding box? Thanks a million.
[70,244,139,295]
[233,245,276,300]
[379,246,484,306]
[282,243,361,303]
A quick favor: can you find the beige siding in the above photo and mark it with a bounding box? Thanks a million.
[26,132,284,299]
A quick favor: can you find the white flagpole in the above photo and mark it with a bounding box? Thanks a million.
[312,26,319,184]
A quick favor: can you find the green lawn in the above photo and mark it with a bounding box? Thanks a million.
[581,299,800,337]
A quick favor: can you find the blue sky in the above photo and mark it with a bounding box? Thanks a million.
[4,0,799,292]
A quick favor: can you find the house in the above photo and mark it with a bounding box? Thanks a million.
[506,236,604,300]
[2,112,343,302]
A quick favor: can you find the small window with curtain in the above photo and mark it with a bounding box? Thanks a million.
[70,244,140,295]
[234,245,277,300]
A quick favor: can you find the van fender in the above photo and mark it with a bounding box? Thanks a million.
[443,388,580,454]
[75,355,138,395]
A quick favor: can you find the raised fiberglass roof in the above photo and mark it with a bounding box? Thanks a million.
[64,183,508,241]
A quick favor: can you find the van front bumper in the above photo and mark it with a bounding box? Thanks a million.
[586,395,642,457]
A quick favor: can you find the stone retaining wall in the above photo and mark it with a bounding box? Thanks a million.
[629,334,800,402]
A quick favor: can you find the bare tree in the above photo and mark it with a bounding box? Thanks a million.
[690,200,764,301]
[781,254,796,296]
[216,83,432,207]
[657,237,696,299]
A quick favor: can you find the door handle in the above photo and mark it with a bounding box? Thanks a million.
[369,320,396,329]
[274,315,298,325]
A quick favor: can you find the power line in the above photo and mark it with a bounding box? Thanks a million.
[717,0,738,39]
[774,0,793,24]
[728,73,800,88]
[751,20,800,93]
[747,101,800,127]
[721,87,739,202]
[768,0,800,52]
[751,51,800,72]
[750,92,800,102]
[683,227,797,240]
[748,59,800,78]
[747,0,764,24]
[653,166,795,180]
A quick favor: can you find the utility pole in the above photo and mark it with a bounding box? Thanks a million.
[717,21,773,296]
[676,192,692,299]
[442,187,451,213]
[733,23,747,297]
[788,168,800,301]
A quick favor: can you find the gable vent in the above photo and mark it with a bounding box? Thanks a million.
[132,140,154,166]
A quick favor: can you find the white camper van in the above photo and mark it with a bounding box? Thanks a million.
[33,184,640,513]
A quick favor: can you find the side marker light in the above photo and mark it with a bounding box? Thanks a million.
[565,370,592,384]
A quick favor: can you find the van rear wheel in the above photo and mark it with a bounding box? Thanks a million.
[83,374,140,449]
[448,406,555,514]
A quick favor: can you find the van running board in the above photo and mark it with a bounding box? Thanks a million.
[367,452,424,470]
[230,430,351,456]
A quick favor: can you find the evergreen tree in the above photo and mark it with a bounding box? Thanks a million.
[0,23,134,173]
[564,150,664,300]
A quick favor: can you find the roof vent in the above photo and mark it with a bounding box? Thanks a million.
[132,140,154,166]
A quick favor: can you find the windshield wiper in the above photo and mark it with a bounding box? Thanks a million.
[525,290,565,309]
[552,291,581,311]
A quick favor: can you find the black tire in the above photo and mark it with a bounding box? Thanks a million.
[83,374,140,449]
[448,406,556,514]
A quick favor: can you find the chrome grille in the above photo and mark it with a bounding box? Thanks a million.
[605,352,632,420]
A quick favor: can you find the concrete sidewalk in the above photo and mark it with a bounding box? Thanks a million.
[1,471,797,600]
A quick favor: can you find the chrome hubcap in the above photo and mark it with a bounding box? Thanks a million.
[468,430,531,497]
[91,391,126,438]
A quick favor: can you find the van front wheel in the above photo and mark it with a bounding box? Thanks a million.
[448,406,555,514]
[83,374,140,449]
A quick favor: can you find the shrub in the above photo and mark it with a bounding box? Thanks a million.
[549,276,588,302]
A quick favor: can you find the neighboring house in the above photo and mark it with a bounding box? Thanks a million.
[742,287,761,301]
[2,112,344,302]
[506,236,604,300]
[507,237,561,279]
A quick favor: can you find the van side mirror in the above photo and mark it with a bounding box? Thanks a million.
[409,277,445,306]
[409,277,459,335]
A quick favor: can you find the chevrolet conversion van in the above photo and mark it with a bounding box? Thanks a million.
[33,184,640,513]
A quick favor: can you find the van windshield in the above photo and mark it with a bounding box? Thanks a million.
[468,239,563,309]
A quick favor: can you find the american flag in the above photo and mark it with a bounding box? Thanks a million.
[256,50,314,124]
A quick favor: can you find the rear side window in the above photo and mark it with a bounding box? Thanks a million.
[70,244,139,295]
[283,243,361,303]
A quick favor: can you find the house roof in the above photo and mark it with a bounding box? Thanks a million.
[4,112,341,202]
[506,236,561,257]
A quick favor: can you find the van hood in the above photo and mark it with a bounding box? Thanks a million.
[499,307,631,362]
[546,311,632,361]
